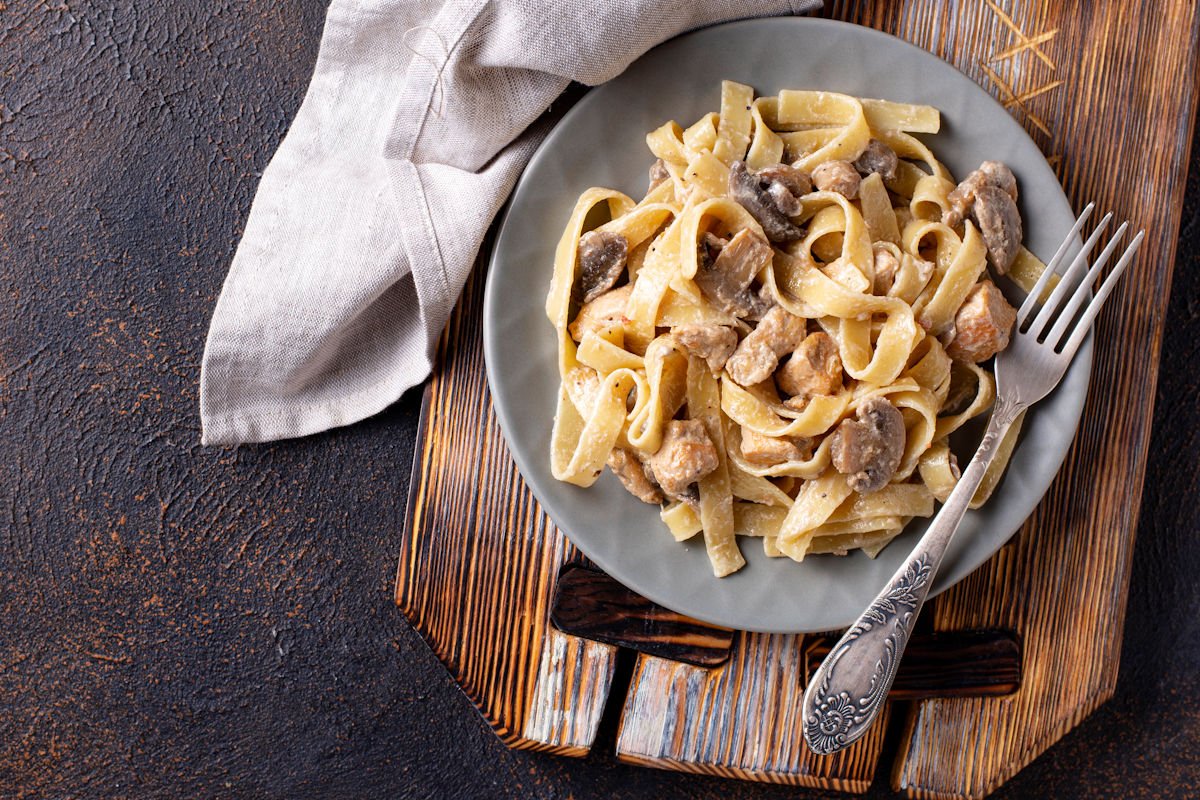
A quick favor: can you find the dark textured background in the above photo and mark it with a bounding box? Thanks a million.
[0,2,1196,798]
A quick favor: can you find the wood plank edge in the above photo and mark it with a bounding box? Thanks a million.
[394,378,435,612]
[892,684,1117,799]
[388,607,598,758]
[506,738,592,758]
[390,378,598,756]
[614,752,872,793]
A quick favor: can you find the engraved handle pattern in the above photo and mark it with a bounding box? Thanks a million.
[802,396,1024,755]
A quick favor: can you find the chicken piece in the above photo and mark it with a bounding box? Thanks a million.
[739,428,813,467]
[694,228,774,318]
[725,305,807,387]
[811,160,861,199]
[775,332,843,399]
[568,285,632,342]
[607,448,663,504]
[783,395,810,411]
[674,324,738,373]
[829,397,906,494]
[946,280,1017,362]
[578,230,628,303]
[943,161,1018,229]
[872,246,901,296]
[728,161,805,243]
[853,139,898,181]
[648,158,670,193]
[646,419,719,500]
[972,185,1022,274]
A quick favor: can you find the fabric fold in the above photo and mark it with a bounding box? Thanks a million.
[200,0,822,445]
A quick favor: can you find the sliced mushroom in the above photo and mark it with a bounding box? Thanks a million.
[829,397,906,494]
[740,428,813,467]
[972,185,1022,274]
[811,160,861,199]
[945,280,1017,363]
[725,305,807,387]
[759,163,812,194]
[607,448,663,504]
[757,163,812,216]
[728,161,805,243]
[673,482,701,509]
[578,230,628,303]
[568,284,632,342]
[775,331,843,399]
[646,419,719,500]
[674,323,738,373]
[943,161,1018,229]
[648,158,670,193]
[853,139,898,181]
[765,181,803,217]
[694,228,774,318]
[746,286,779,322]
[700,231,728,259]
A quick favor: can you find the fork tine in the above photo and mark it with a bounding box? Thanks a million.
[1018,203,1095,323]
[1058,230,1144,362]
[1024,212,1113,338]
[1044,221,1129,347]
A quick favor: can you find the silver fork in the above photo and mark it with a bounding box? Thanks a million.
[801,204,1145,755]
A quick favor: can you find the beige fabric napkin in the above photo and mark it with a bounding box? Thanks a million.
[200,0,822,445]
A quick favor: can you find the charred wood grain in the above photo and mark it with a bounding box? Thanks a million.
[549,564,735,668]
[804,631,1021,700]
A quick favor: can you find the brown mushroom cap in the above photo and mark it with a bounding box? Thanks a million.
[943,161,1019,229]
[694,228,774,319]
[578,230,628,303]
[728,161,805,243]
[607,448,663,505]
[829,397,906,494]
[971,185,1022,274]
[757,163,811,216]
[853,139,899,181]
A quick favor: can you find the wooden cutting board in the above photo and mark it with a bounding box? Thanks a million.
[396,2,1200,796]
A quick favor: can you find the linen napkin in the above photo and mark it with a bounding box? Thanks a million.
[200,0,822,445]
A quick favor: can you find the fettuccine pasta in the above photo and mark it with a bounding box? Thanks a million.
[547,81,1035,577]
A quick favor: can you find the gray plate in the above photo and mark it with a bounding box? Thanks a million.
[483,17,1089,633]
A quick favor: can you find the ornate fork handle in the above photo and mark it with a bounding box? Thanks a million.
[801,395,1025,755]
